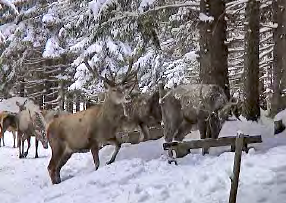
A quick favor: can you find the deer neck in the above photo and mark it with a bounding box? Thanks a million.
[102,96,123,119]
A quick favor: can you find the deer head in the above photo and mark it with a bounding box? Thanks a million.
[84,57,138,105]
[16,99,28,112]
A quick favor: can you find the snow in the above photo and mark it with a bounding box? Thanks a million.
[43,37,65,58]
[184,50,198,61]
[89,0,113,21]
[139,0,156,12]
[42,13,60,25]
[69,63,90,90]
[1,98,286,203]
[0,0,19,15]
[199,13,214,22]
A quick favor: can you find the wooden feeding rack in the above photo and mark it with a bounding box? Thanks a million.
[163,134,262,159]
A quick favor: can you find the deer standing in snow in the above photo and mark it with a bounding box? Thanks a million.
[16,100,48,158]
[120,90,162,142]
[158,83,239,155]
[47,59,137,184]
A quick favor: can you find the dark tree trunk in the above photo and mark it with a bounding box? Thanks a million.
[19,78,25,97]
[36,95,44,110]
[243,0,260,121]
[75,91,80,112]
[272,0,286,116]
[58,80,65,110]
[44,59,57,109]
[86,99,93,109]
[199,0,230,99]
[66,92,73,113]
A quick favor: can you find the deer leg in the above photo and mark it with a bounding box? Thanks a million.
[35,139,39,158]
[18,133,23,158]
[106,138,121,165]
[174,120,193,142]
[1,132,4,147]
[16,132,19,148]
[55,151,73,183]
[91,143,100,170]
[13,131,16,148]
[1,124,8,147]
[0,131,5,147]
[21,139,25,158]
[139,123,150,142]
[57,152,72,171]
[23,136,31,158]
[163,123,177,143]
[198,118,209,155]
[48,144,64,184]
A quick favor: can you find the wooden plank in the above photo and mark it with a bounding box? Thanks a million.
[163,135,262,151]
[229,133,244,203]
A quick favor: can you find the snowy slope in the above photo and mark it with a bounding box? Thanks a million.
[1,110,286,203]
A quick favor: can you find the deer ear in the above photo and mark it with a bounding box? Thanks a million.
[103,81,111,89]
[124,82,135,91]
[15,101,20,106]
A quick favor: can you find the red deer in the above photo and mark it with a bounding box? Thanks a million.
[47,60,137,184]
[158,83,238,155]
[0,111,18,148]
[120,90,162,142]
[16,100,48,158]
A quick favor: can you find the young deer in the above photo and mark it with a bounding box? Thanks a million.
[47,60,136,184]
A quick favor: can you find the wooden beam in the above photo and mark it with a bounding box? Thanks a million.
[162,135,262,157]
[229,133,244,203]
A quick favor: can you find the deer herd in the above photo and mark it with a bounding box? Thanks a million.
[0,61,241,185]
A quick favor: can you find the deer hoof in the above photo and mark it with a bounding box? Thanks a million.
[106,160,114,165]
[19,154,24,159]
[168,159,178,165]
[24,152,28,157]
[35,155,39,158]
[52,178,61,185]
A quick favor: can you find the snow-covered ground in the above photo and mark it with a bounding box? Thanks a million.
[1,108,286,203]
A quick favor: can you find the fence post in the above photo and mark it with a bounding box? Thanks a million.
[229,133,244,203]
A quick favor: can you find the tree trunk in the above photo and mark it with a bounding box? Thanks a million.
[58,80,65,110]
[66,92,73,113]
[75,91,80,112]
[19,77,25,97]
[272,0,286,116]
[86,98,93,109]
[199,0,230,99]
[243,0,260,121]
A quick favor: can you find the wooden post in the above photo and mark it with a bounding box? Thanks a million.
[229,133,244,203]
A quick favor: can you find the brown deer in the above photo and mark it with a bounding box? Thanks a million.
[120,90,162,142]
[0,111,18,148]
[47,60,137,184]
[16,100,48,158]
